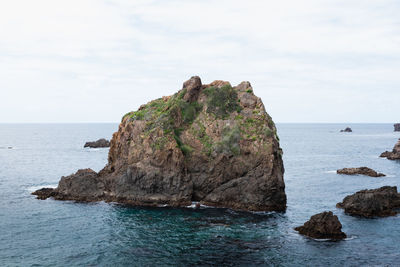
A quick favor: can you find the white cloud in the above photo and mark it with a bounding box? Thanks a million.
[0,0,399,122]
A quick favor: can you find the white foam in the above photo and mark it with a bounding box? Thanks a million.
[27,184,57,192]
[324,170,337,174]
[344,235,357,241]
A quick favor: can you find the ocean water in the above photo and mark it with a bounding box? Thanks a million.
[0,123,399,266]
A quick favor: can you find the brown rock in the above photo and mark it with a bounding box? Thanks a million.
[84,138,110,148]
[33,77,286,212]
[207,80,231,88]
[337,167,385,177]
[394,123,400,132]
[380,139,400,160]
[32,188,56,200]
[183,76,202,102]
[336,186,400,218]
[294,211,346,240]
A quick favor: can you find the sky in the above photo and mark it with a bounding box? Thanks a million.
[0,0,399,123]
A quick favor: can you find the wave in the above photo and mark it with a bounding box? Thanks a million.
[26,184,58,193]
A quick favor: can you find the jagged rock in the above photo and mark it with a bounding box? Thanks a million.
[33,77,286,212]
[32,188,57,200]
[380,139,400,160]
[340,127,352,132]
[337,167,385,177]
[183,76,202,102]
[394,123,400,132]
[336,186,400,218]
[294,211,346,240]
[84,138,110,148]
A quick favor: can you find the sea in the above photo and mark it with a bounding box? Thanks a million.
[0,123,399,266]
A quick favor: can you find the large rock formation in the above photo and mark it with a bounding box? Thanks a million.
[33,77,286,212]
[380,139,400,160]
[336,167,385,177]
[84,138,110,148]
[394,123,400,132]
[294,211,346,240]
[337,186,400,218]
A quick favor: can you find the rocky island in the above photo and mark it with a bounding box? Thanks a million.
[336,167,385,177]
[340,127,352,132]
[337,186,400,218]
[394,123,400,132]
[380,139,400,160]
[84,138,110,148]
[33,76,286,212]
[295,211,346,240]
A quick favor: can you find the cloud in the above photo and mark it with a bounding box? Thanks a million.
[0,0,399,122]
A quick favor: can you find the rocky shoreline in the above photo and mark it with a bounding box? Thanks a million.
[33,77,286,212]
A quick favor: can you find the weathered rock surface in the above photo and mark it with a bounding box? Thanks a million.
[337,186,400,218]
[32,188,57,200]
[337,167,385,177]
[294,211,346,240]
[394,123,400,132]
[380,139,400,160]
[33,77,286,212]
[84,138,110,148]
[340,127,352,132]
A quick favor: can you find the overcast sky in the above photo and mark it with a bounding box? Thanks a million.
[0,0,399,123]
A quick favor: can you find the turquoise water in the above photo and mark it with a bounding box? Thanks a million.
[0,123,399,266]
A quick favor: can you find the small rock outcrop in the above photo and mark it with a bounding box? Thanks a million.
[33,77,286,212]
[84,138,110,148]
[380,139,400,160]
[294,211,346,240]
[340,127,352,132]
[32,188,57,200]
[394,123,400,132]
[337,167,385,177]
[337,186,400,218]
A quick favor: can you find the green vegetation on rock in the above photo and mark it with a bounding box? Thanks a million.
[216,125,241,155]
[203,85,242,119]
[123,91,203,155]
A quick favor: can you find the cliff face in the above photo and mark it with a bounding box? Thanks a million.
[34,76,286,212]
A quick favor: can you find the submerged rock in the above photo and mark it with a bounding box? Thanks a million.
[394,123,400,132]
[33,77,286,212]
[340,127,352,132]
[337,167,385,177]
[294,211,346,240]
[380,139,400,160]
[84,138,110,148]
[337,186,400,218]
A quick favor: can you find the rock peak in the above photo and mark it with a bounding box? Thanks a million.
[183,76,202,102]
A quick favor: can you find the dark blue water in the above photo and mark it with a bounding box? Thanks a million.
[1,123,399,266]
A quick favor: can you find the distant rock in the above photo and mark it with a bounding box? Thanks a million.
[337,167,385,177]
[380,139,400,160]
[294,211,346,240]
[84,138,110,148]
[337,186,400,218]
[394,123,400,132]
[340,127,352,132]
